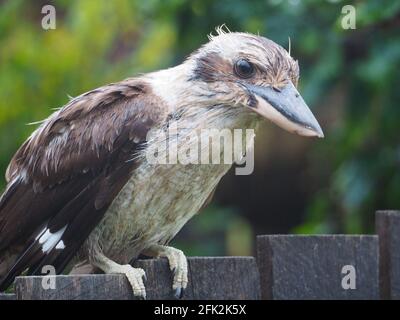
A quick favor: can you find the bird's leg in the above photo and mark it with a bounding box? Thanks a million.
[90,251,147,299]
[143,245,188,299]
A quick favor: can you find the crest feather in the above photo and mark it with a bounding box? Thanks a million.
[208,24,231,41]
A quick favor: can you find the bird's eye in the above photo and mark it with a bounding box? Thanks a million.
[234,59,254,79]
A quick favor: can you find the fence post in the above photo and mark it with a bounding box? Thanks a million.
[257,235,379,299]
[14,257,260,300]
[0,293,16,300]
[376,210,400,299]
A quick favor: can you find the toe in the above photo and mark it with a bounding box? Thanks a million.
[122,266,147,299]
[169,251,188,299]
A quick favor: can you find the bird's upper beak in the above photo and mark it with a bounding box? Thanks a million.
[245,81,324,138]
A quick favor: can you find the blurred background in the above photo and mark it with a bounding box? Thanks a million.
[0,0,399,257]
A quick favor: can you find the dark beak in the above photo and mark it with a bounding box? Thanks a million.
[245,81,324,138]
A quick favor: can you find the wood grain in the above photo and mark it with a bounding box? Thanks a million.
[14,257,260,300]
[257,235,379,300]
[376,210,400,299]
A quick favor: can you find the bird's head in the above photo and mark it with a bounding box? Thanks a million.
[186,29,324,138]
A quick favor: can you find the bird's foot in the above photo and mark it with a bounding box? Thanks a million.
[168,248,188,299]
[144,245,188,299]
[109,264,147,299]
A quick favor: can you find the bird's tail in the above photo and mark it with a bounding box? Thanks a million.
[0,177,48,291]
[0,178,25,286]
[0,251,21,282]
[0,173,110,291]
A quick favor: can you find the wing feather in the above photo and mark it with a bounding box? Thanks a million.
[0,78,165,290]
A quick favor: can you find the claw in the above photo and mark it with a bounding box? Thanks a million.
[173,287,184,299]
[179,287,185,299]
[137,294,146,300]
[145,245,188,299]
[107,264,147,299]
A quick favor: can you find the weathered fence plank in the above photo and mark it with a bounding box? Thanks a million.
[257,235,379,300]
[14,257,260,300]
[376,210,400,299]
[0,293,16,300]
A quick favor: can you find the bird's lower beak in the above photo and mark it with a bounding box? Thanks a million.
[245,81,324,138]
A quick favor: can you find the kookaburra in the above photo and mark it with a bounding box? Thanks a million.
[0,30,323,299]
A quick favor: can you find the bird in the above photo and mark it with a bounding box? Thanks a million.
[0,28,323,299]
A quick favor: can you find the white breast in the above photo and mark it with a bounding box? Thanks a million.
[85,106,258,263]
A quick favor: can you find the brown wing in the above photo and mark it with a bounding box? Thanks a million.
[0,78,165,290]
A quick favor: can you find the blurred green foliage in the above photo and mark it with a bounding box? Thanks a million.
[0,0,399,255]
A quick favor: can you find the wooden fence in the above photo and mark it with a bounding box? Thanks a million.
[0,210,399,300]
